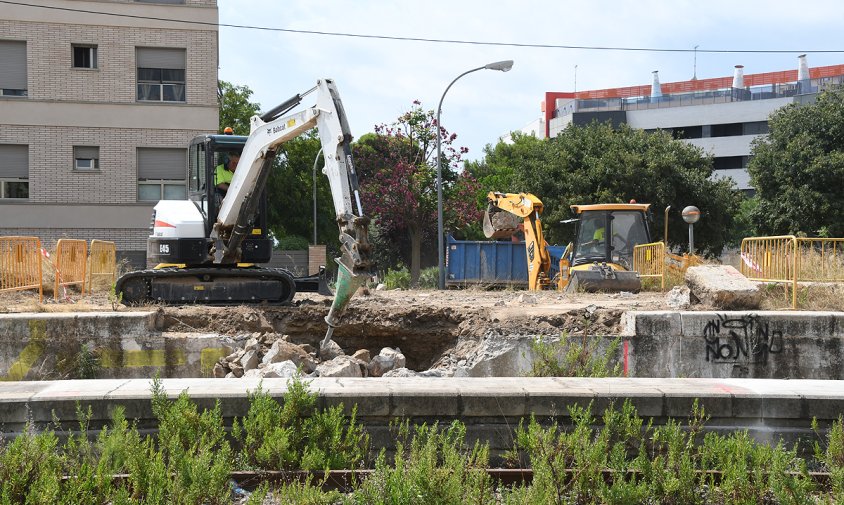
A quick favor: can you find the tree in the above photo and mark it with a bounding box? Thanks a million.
[217,81,261,135]
[469,124,741,256]
[748,90,844,237]
[354,101,481,282]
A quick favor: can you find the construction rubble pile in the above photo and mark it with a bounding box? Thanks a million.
[213,333,432,379]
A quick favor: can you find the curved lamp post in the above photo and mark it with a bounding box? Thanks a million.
[436,60,514,289]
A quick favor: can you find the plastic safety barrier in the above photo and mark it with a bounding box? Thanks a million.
[55,239,87,300]
[0,236,43,302]
[633,241,666,292]
[88,240,117,293]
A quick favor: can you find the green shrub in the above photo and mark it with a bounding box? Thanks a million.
[232,376,368,471]
[277,234,310,251]
[417,266,439,289]
[528,332,623,378]
[383,265,411,290]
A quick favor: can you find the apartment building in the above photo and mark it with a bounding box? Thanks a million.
[539,56,844,191]
[0,0,219,265]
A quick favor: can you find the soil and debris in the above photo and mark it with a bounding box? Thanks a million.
[0,288,671,378]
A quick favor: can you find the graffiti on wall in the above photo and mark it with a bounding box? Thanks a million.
[702,314,783,364]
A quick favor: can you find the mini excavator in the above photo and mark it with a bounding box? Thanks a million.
[116,79,373,344]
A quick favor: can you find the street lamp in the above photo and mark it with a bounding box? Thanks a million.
[436,60,514,289]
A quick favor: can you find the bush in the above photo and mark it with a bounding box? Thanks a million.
[383,265,411,290]
[277,234,310,251]
[417,266,439,289]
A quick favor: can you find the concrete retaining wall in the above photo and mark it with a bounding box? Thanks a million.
[0,377,838,451]
[0,312,229,380]
[623,311,844,379]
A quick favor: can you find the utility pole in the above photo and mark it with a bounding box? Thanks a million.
[693,45,699,80]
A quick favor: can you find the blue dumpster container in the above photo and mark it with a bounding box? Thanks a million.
[445,235,567,288]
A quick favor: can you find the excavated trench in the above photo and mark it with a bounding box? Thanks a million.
[156,300,625,372]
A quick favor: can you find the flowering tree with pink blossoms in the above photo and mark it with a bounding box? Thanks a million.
[354,101,482,284]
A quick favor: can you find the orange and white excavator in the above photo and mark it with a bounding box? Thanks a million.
[482,192,551,290]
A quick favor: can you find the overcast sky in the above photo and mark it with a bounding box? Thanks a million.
[218,0,844,164]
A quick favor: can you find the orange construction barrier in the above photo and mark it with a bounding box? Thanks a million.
[0,236,43,302]
[87,240,117,293]
[55,239,87,300]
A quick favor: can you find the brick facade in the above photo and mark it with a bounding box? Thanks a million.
[0,0,218,257]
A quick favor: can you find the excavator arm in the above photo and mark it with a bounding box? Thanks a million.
[483,192,551,290]
[214,79,372,343]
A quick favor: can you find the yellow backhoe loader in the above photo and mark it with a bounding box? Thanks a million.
[558,203,652,292]
[482,192,551,290]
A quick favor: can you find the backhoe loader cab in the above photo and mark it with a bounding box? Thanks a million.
[563,203,652,292]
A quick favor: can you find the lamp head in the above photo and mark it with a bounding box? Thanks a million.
[484,60,514,72]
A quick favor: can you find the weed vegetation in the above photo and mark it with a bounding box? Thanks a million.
[3,377,844,503]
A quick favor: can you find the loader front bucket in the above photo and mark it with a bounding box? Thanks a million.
[565,268,641,293]
[483,205,522,239]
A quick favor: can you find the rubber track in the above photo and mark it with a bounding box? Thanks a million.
[116,266,296,306]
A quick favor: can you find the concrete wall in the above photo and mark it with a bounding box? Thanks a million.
[0,312,229,381]
[1,377,839,453]
[624,311,844,379]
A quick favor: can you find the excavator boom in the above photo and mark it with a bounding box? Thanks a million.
[483,192,551,290]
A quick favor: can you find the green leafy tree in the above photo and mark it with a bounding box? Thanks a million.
[217,81,261,135]
[264,131,339,253]
[469,124,741,256]
[748,90,844,236]
[354,101,481,283]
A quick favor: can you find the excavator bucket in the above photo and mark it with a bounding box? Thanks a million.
[566,264,641,293]
[483,205,522,239]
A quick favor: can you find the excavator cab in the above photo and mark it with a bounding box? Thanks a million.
[561,204,651,292]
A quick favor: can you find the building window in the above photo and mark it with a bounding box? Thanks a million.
[711,122,744,137]
[713,156,746,171]
[73,146,100,171]
[72,44,97,69]
[672,125,703,139]
[0,40,27,97]
[0,144,29,199]
[136,47,186,102]
[743,121,770,135]
[137,148,186,201]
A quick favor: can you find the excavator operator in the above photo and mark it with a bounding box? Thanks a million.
[214,152,240,198]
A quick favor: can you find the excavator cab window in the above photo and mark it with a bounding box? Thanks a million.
[188,141,206,198]
[572,210,649,269]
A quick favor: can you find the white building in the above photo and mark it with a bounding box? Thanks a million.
[540,56,844,191]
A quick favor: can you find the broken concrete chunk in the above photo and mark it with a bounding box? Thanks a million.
[212,362,227,378]
[240,349,260,372]
[316,355,363,378]
[230,364,244,378]
[262,360,299,379]
[244,337,260,352]
[685,265,761,309]
[319,340,344,361]
[382,367,418,377]
[242,369,262,378]
[665,285,691,310]
[368,347,406,377]
[263,340,316,372]
[352,349,371,363]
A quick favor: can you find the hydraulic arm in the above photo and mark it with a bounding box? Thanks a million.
[483,192,551,290]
